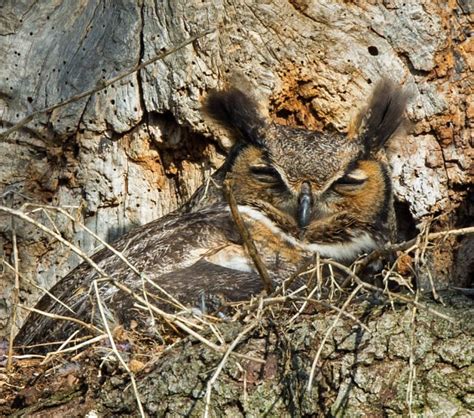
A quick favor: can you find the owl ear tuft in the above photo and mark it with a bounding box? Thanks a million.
[355,79,410,154]
[204,88,267,146]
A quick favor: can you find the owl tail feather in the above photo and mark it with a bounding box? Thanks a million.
[204,88,266,146]
[357,79,410,153]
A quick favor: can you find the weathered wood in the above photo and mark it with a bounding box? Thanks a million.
[1,1,473,415]
[0,0,471,375]
[3,291,473,416]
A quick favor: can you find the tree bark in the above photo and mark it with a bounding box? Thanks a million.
[3,291,473,416]
[0,0,472,414]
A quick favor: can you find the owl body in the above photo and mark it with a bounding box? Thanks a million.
[15,79,408,349]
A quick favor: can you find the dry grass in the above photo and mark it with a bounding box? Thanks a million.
[0,199,472,416]
[1,22,471,415]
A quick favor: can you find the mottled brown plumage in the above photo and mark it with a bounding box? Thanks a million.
[15,79,409,350]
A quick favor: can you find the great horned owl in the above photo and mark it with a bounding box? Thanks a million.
[15,79,408,349]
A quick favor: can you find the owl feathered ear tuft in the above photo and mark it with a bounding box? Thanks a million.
[204,88,266,146]
[356,79,410,153]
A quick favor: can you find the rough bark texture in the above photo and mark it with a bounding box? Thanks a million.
[2,291,473,416]
[101,294,473,417]
[0,0,472,414]
[1,0,472,334]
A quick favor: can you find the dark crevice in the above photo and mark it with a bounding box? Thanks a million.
[75,94,93,132]
[137,1,147,117]
[394,199,418,242]
[147,111,216,168]
[452,190,473,288]
[397,51,431,77]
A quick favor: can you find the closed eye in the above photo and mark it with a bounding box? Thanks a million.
[333,175,366,186]
[332,168,368,193]
[250,165,287,188]
[250,165,280,177]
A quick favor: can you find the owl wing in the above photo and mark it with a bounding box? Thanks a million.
[14,205,263,349]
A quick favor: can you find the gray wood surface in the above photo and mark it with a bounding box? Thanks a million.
[0,0,471,335]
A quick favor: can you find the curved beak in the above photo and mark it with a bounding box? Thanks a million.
[297,182,312,228]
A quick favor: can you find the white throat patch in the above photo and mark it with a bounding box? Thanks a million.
[235,205,378,262]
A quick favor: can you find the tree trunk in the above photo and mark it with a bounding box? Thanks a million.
[0,0,472,414]
[3,291,474,416]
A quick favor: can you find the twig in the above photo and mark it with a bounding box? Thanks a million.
[17,304,103,336]
[302,297,371,333]
[6,221,19,372]
[395,225,474,251]
[406,294,418,417]
[93,280,145,418]
[16,335,96,350]
[41,330,80,365]
[204,320,260,418]
[223,180,273,293]
[412,219,440,301]
[208,323,226,346]
[229,284,370,332]
[278,257,315,294]
[307,284,363,392]
[48,334,108,358]
[323,259,455,323]
[0,205,110,280]
[0,29,216,140]
[349,225,474,279]
[5,354,46,360]
[287,263,321,325]
[2,258,75,313]
[38,207,62,236]
[30,204,186,312]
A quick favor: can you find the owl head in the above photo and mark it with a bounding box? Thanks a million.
[205,80,409,259]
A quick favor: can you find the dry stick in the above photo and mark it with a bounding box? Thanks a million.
[18,305,103,336]
[229,285,371,332]
[413,221,440,301]
[223,181,273,293]
[2,259,75,314]
[18,335,96,350]
[41,330,80,365]
[307,283,363,392]
[121,282,265,364]
[287,273,321,324]
[204,320,260,418]
[406,295,418,417]
[324,259,455,323]
[6,224,20,372]
[0,205,110,281]
[350,225,474,280]
[7,354,45,360]
[39,207,62,236]
[133,302,205,332]
[208,323,226,346]
[383,265,415,295]
[0,29,216,140]
[92,280,145,418]
[300,297,371,333]
[310,252,321,296]
[31,204,186,311]
[278,256,316,296]
[45,335,108,358]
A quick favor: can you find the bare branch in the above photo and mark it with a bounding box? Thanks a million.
[0,29,215,141]
[223,180,273,293]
